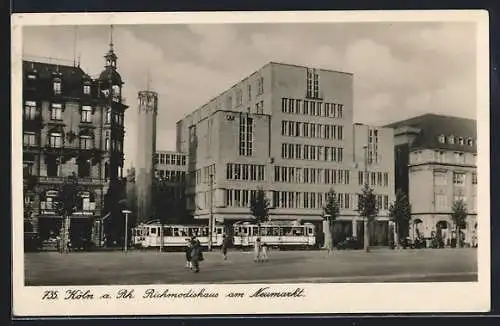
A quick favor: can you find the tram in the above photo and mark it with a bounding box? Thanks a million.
[232,221,317,250]
[131,221,227,249]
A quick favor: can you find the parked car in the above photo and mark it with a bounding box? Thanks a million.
[336,237,363,250]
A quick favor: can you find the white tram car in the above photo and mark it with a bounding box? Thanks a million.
[132,220,227,249]
[232,221,316,250]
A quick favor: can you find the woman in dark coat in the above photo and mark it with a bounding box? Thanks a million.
[185,238,192,269]
[190,237,203,273]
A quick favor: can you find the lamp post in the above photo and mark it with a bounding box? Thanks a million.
[208,174,214,251]
[362,145,369,251]
[122,209,132,253]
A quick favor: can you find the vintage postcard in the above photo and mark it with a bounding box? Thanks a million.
[11,10,490,316]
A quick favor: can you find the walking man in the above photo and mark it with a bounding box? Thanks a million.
[190,236,203,273]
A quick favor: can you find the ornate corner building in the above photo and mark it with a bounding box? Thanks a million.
[22,38,128,245]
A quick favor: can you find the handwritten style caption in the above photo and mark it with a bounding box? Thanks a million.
[41,287,306,301]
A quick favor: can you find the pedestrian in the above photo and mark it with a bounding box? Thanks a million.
[221,234,230,260]
[184,238,192,269]
[190,236,203,273]
[254,237,262,263]
[261,242,269,262]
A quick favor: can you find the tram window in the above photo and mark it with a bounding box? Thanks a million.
[272,227,280,236]
[173,228,179,236]
[292,227,304,236]
[242,227,248,235]
[261,227,269,236]
[151,228,157,235]
[217,228,222,234]
[308,228,313,235]
[282,227,292,236]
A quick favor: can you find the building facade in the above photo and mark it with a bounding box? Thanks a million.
[386,114,477,246]
[152,151,189,223]
[134,90,158,222]
[22,39,127,244]
[176,62,395,245]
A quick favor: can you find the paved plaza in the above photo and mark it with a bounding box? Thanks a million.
[24,248,477,286]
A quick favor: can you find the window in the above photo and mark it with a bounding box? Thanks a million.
[112,85,121,101]
[104,107,111,124]
[257,77,264,95]
[80,135,92,150]
[81,106,92,123]
[434,172,447,186]
[435,193,447,210]
[53,79,61,95]
[438,135,445,143]
[235,89,243,106]
[458,137,464,145]
[181,156,186,166]
[472,172,477,185]
[49,132,62,148]
[83,84,91,95]
[50,103,63,120]
[383,172,389,187]
[455,152,465,164]
[24,101,37,120]
[435,150,445,163]
[248,84,252,101]
[78,159,91,178]
[23,162,33,177]
[239,115,254,156]
[104,137,110,151]
[448,136,455,144]
[23,132,36,146]
[358,171,364,185]
[467,138,474,146]
[453,172,465,186]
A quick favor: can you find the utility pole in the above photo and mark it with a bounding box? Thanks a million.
[122,209,132,253]
[208,174,214,251]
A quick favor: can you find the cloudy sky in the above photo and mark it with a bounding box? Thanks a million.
[23,21,477,169]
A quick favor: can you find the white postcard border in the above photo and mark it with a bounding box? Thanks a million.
[11,10,491,316]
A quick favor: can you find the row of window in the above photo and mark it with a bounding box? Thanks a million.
[281,120,344,140]
[226,163,266,181]
[281,143,344,162]
[24,130,121,152]
[435,194,476,211]
[413,150,476,166]
[281,97,344,119]
[23,159,113,179]
[191,164,216,185]
[358,171,390,187]
[24,101,123,126]
[438,134,475,147]
[434,172,477,186]
[157,153,187,166]
[156,170,186,182]
[222,189,390,210]
[26,72,121,99]
[226,77,264,111]
[274,166,351,185]
[368,129,380,165]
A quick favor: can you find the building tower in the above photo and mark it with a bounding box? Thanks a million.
[135,89,158,222]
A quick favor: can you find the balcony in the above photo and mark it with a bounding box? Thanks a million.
[38,176,105,185]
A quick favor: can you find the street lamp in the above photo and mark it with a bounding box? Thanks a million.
[122,209,132,253]
[208,174,214,251]
[362,145,369,251]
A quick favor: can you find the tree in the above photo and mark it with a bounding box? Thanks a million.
[388,189,412,249]
[451,199,468,248]
[323,188,340,253]
[250,187,270,236]
[54,173,81,253]
[358,183,379,252]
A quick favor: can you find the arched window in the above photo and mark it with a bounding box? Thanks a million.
[448,135,455,144]
[438,134,445,143]
[53,78,62,95]
[105,107,111,124]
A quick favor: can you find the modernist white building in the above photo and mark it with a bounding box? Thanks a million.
[175,62,395,246]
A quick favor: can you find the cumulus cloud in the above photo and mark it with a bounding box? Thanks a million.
[22,21,478,169]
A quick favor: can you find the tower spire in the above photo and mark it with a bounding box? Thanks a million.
[73,26,78,67]
[109,24,114,51]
